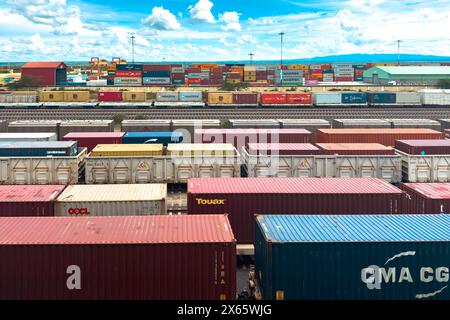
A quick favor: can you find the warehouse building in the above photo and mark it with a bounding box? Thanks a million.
[363,66,450,85]
[21,62,67,86]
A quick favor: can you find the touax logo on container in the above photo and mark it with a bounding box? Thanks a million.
[196,198,225,205]
[361,251,449,299]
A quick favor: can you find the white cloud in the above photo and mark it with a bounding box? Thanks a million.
[248,17,275,25]
[236,34,258,45]
[219,12,241,31]
[142,6,181,31]
[189,0,215,23]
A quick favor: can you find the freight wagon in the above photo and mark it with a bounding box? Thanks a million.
[255,214,450,300]
[0,215,236,300]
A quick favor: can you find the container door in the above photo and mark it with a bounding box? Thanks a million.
[434,157,450,182]
[89,159,109,184]
[11,159,29,184]
[133,159,152,183]
[152,158,166,182]
[198,164,214,178]
[358,158,376,179]
[33,159,51,184]
[292,157,313,178]
[112,159,131,184]
[336,157,355,178]
[0,160,8,183]
[414,157,432,182]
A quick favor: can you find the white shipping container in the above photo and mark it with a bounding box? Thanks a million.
[332,63,353,69]
[0,133,57,142]
[156,92,179,102]
[242,147,401,183]
[0,148,87,185]
[171,67,185,73]
[230,119,280,129]
[143,77,171,84]
[395,92,421,105]
[419,89,450,106]
[396,149,450,183]
[86,80,107,86]
[114,77,142,85]
[313,93,342,105]
[0,94,38,103]
[54,184,167,216]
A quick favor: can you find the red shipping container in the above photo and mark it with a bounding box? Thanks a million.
[247,143,321,155]
[98,91,123,102]
[260,93,287,104]
[335,76,354,81]
[317,143,395,155]
[286,93,312,105]
[114,70,142,78]
[0,215,236,300]
[317,129,443,147]
[395,140,450,155]
[200,79,210,86]
[185,67,201,73]
[188,178,404,243]
[142,65,171,71]
[171,72,185,79]
[401,183,450,214]
[232,92,258,104]
[186,78,201,85]
[63,132,125,152]
[0,185,66,217]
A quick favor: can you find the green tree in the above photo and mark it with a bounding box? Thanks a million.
[220,119,232,128]
[6,75,41,90]
[112,114,127,124]
[135,114,149,120]
[219,81,249,91]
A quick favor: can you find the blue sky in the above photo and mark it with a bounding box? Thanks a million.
[0,0,448,61]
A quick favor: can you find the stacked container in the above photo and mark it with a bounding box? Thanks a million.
[386,119,441,131]
[278,119,330,142]
[332,119,391,129]
[0,133,57,142]
[59,120,113,138]
[121,120,171,132]
[401,183,450,213]
[114,70,142,86]
[142,65,171,86]
[7,120,60,136]
[172,119,220,141]
[63,132,124,152]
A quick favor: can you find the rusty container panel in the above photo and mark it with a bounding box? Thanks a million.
[317,143,395,155]
[188,178,404,243]
[401,183,450,214]
[0,215,236,300]
[317,129,442,146]
[0,185,66,217]
[232,92,258,105]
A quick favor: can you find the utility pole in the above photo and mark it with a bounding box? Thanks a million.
[131,35,136,63]
[397,40,402,66]
[249,53,254,65]
[279,32,285,87]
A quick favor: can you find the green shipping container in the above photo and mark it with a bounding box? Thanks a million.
[255,214,450,300]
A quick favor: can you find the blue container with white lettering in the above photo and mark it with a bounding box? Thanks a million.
[255,214,450,300]
[0,141,78,157]
[123,132,183,146]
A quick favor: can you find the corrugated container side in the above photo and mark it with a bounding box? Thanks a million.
[90,144,163,157]
[63,132,124,153]
[400,183,450,214]
[121,120,172,132]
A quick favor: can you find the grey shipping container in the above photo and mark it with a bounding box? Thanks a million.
[440,119,450,131]
[7,121,61,135]
[59,120,113,139]
[278,119,330,142]
[0,141,78,157]
[0,133,57,142]
[313,93,342,105]
[0,121,6,133]
[396,92,421,105]
[156,92,179,102]
[332,119,391,129]
[229,119,280,129]
[386,119,441,130]
[255,214,450,300]
[121,120,172,132]
[172,120,220,142]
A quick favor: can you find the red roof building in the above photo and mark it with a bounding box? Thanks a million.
[21,62,67,86]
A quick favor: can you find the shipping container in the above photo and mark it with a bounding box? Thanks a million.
[116,64,143,71]
[55,184,166,216]
[440,120,450,131]
[341,92,367,104]
[260,93,287,105]
[179,91,203,102]
[0,185,66,217]
[63,91,90,102]
[396,149,450,182]
[246,143,321,156]
[207,92,233,105]
[167,143,237,157]
[332,119,391,129]
[0,141,78,157]
[229,119,280,129]
[172,120,220,141]
[0,121,6,133]
[367,92,397,104]
[143,77,171,85]
[156,92,179,102]
[401,183,450,214]
[59,120,113,138]
[386,119,441,131]
[0,133,57,142]
[98,91,123,102]
[123,132,183,145]
[63,132,124,152]
[286,93,312,105]
[395,139,450,155]
[317,129,442,146]
[39,91,64,102]
[121,120,171,132]
[187,178,404,243]
[278,119,330,142]
[420,89,450,106]
[7,120,60,135]
[142,64,171,72]
[115,70,142,78]
[317,143,395,155]
[114,77,142,86]
[0,92,38,103]
[396,92,421,105]
[142,71,171,78]
[0,148,87,185]
[255,214,450,300]
[232,92,258,105]
[313,93,342,105]
[122,91,146,102]
[0,214,236,300]
[90,144,163,157]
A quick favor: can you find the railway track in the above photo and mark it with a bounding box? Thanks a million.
[1,108,450,121]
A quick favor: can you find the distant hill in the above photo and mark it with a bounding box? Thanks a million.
[1,53,449,66]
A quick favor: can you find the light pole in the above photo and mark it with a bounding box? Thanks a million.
[249,53,254,65]
[131,35,136,63]
[397,40,402,66]
[279,32,285,87]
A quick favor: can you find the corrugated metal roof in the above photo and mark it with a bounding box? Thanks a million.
[396,140,450,147]
[0,215,235,245]
[195,128,311,134]
[319,128,439,134]
[188,178,402,194]
[63,132,124,139]
[257,214,450,242]
[22,62,67,69]
[402,183,450,199]
[248,143,319,151]
[0,185,66,202]
[56,184,166,202]
[316,143,393,151]
[376,66,450,75]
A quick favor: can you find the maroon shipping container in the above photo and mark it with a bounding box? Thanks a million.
[335,76,354,81]
[317,129,443,147]
[260,93,287,104]
[142,65,171,71]
[185,67,201,73]
[0,185,66,217]
[395,140,450,155]
[195,128,311,151]
[172,72,185,79]
[316,143,395,155]
[98,91,122,102]
[247,143,321,155]
[401,183,450,214]
[232,92,258,105]
[114,70,142,78]
[63,132,125,152]
[0,215,236,300]
[286,93,312,105]
[188,178,404,243]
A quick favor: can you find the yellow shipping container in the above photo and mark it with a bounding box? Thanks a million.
[64,91,90,102]
[122,91,146,102]
[244,71,257,76]
[207,92,233,104]
[167,144,237,157]
[90,144,163,157]
[39,91,64,102]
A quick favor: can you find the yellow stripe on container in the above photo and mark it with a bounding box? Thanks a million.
[90,144,163,157]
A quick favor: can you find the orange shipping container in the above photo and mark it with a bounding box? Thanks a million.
[317,129,443,147]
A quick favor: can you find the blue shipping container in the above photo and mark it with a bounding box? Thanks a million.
[255,214,450,300]
[143,71,171,78]
[367,92,397,104]
[123,132,183,145]
[0,141,78,157]
[179,92,203,102]
[116,64,143,71]
[172,79,185,85]
[341,92,367,104]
